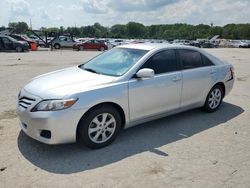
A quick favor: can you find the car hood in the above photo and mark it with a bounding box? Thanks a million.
[17,41,28,45]
[23,66,116,99]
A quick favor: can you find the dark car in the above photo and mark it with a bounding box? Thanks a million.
[9,34,37,49]
[0,35,29,52]
[73,39,108,51]
[200,41,217,48]
[188,41,201,48]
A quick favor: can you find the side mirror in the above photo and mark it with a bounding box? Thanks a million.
[136,68,155,78]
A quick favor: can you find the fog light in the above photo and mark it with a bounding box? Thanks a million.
[40,130,51,139]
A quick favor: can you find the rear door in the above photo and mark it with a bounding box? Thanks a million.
[129,49,182,122]
[177,49,215,107]
[0,38,4,50]
[2,37,13,50]
[84,40,93,49]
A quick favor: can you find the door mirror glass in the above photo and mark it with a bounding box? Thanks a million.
[136,68,155,78]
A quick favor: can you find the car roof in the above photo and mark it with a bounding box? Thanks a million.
[0,35,13,38]
[117,43,201,51]
[117,43,225,65]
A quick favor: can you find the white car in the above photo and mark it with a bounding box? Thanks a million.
[231,40,248,48]
[17,44,234,148]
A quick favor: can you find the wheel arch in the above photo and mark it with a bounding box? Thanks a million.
[213,82,225,98]
[76,102,126,140]
[54,43,61,48]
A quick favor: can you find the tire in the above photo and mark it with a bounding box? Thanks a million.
[203,85,224,113]
[16,46,23,52]
[77,105,121,149]
[54,43,60,49]
[79,46,84,51]
[100,47,105,51]
[39,44,46,48]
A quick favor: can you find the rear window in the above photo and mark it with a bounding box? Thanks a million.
[201,55,214,66]
[178,49,203,69]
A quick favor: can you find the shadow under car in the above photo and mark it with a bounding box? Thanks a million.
[17,102,244,174]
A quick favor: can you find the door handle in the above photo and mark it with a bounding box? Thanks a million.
[210,69,216,74]
[172,76,181,82]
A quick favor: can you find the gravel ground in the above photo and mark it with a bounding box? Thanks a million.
[0,48,249,188]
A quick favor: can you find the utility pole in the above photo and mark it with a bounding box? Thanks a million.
[30,19,32,30]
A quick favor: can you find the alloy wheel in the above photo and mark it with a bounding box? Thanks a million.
[88,113,116,144]
[208,88,222,109]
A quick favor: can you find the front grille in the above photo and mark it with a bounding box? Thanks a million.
[18,96,36,109]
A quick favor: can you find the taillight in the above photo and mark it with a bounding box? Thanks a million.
[230,67,234,79]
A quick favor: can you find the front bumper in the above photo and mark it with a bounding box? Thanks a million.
[17,90,87,144]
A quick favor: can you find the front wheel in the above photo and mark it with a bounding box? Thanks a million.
[77,105,121,149]
[79,46,84,51]
[54,44,60,49]
[203,85,224,112]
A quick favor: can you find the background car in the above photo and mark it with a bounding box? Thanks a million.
[73,39,108,51]
[0,35,29,52]
[200,41,217,48]
[188,40,201,48]
[231,40,249,48]
[29,35,46,48]
[9,34,37,49]
[75,37,90,43]
[51,36,76,49]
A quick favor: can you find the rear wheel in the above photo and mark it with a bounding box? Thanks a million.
[15,46,23,52]
[203,85,223,112]
[77,105,121,149]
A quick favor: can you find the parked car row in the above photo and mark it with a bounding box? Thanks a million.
[1,33,250,52]
[9,34,37,49]
[50,36,109,51]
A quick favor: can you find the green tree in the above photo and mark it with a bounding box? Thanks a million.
[126,22,145,38]
[110,24,127,38]
[8,22,29,33]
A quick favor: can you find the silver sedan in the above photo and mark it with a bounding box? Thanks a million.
[17,44,234,148]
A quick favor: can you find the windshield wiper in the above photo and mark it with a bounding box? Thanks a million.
[83,67,100,74]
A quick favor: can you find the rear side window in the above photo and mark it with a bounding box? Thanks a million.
[201,55,214,66]
[178,49,203,69]
[141,50,177,74]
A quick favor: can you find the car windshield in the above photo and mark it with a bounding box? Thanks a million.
[80,48,148,76]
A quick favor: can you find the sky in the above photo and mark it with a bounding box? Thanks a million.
[0,0,250,29]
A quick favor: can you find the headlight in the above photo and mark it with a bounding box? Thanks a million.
[31,98,78,112]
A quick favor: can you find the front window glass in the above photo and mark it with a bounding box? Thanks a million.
[141,50,177,74]
[80,48,148,76]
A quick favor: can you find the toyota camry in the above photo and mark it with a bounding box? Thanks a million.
[17,44,234,148]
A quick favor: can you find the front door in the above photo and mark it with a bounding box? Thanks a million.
[128,49,182,122]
